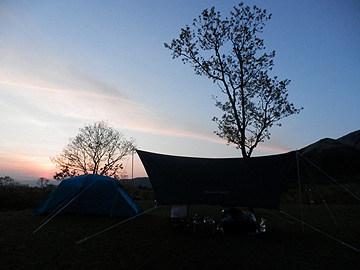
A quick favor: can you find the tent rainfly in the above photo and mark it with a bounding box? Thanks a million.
[31,174,142,217]
[137,150,295,210]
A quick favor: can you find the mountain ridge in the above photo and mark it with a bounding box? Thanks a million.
[298,130,360,177]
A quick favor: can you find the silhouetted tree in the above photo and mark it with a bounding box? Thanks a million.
[0,176,20,186]
[37,177,49,189]
[51,121,136,180]
[165,3,302,158]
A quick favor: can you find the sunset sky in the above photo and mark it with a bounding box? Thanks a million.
[1,0,359,183]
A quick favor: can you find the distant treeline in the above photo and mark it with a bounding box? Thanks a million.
[0,185,52,211]
[1,175,358,211]
[0,176,155,211]
[281,171,360,205]
[281,182,360,205]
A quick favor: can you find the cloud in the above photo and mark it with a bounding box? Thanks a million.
[0,41,219,144]
[0,4,24,27]
[0,36,289,167]
[0,59,211,143]
[0,149,55,180]
[0,76,289,158]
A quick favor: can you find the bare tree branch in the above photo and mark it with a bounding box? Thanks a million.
[51,121,136,180]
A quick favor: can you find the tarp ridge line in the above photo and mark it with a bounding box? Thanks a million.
[279,210,360,253]
[75,205,158,245]
[298,153,338,225]
[262,209,295,224]
[297,152,360,201]
[39,188,81,223]
[32,176,101,234]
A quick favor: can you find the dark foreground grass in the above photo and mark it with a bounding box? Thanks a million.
[1,202,359,270]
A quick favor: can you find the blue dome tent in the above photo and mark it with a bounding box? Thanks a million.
[31,174,142,217]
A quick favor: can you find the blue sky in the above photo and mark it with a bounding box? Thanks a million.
[0,0,359,182]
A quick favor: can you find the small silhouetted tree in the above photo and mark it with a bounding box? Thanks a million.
[51,121,136,180]
[37,177,49,189]
[165,3,302,158]
[0,176,20,186]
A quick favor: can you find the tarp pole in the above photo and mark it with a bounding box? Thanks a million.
[297,152,360,201]
[298,155,338,225]
[296,151,304,232]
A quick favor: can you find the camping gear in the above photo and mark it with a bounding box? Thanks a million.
[137,150,295,210]
[260,218,266,233]
[168,205,190,232]
[192,214,216,234]
[170,205,188,218]
[31,174,142,217]
[221,208,257,234]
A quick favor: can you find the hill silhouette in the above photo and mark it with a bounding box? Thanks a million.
[298,130,360,178]
[120,177,152,189]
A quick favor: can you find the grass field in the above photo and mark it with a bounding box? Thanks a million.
[1,201,359,270]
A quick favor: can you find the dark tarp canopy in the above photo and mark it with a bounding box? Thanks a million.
[137,150,295,210]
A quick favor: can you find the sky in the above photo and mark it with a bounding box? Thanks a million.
[1,0,359,183]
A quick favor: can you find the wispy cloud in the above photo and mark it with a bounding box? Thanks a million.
[0,76,289,157]
[0,54,220,145]
[0,4,24,27]
[0,24,288,177]
[0,149,55,179]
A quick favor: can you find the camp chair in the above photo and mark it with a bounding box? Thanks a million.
[168,205,190,232]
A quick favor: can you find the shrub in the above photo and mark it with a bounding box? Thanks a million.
[0,185,52,211]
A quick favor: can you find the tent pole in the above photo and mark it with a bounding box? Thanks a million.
[131,150,134,197]
[131,150,135,218]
